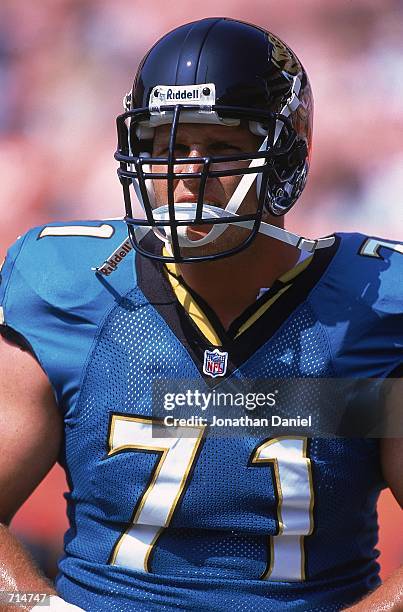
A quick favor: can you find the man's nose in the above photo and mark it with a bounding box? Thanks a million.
[176,148,206,191]
[181,148,205,174]
[181,147,211,192]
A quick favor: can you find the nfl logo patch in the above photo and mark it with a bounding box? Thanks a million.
[203,348,228,378]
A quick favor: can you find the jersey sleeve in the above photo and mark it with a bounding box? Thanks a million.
[0,222,134,413]
[0,231,35,342]
[310,232,403,378]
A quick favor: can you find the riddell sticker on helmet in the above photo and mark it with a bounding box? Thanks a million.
[166,89,199,100]
[149,84,216,112]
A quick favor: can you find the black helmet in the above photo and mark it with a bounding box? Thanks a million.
[115,17,332,262]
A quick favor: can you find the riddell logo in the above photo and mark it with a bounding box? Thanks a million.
[97,239,133,275]
[149,84,215,111]
[165,88,200,100]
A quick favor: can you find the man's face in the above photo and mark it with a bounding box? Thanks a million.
[150,122,263,256]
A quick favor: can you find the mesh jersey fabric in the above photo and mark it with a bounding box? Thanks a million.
[0,221,402,611]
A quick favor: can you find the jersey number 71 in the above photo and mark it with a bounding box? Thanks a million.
[107,415,314,582]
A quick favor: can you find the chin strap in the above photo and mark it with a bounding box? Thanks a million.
[93,207,334,275]
[148,202,335,252]
[257,220,335,252]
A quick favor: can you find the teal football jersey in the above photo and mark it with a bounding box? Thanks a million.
[0,221,402,611]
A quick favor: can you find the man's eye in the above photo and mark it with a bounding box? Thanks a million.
[174,144,189,156]
[153,146,169,156]
[210,143,242,154]
[154,144,188,156]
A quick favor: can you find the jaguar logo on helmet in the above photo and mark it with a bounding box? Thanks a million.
[268,32,301,75]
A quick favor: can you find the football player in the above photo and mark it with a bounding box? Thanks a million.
[0,17,402,612]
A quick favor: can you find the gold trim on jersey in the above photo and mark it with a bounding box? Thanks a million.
[251,436,314,581]
[108,414,206,572]
[235,256,313,338]
[277,255,313,283]
[164,254,222,346]
[164,248,313,346]
[234,285,290,338]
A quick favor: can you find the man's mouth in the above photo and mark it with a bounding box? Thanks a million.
[173,198,222,241]
[186,224,213,240]
[175,196,224,208]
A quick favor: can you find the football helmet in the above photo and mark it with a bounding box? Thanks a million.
[115,17,334,262]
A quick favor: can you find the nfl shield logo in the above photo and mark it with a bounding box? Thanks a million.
[203,348,228,378]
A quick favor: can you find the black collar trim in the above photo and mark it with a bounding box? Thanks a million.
[136,233,340,382]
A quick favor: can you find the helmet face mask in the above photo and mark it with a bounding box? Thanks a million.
[115,17,314,263]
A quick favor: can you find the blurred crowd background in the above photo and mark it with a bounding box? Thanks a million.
[1,0,402,581]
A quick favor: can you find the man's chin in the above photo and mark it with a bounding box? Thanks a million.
[178,226,252,260]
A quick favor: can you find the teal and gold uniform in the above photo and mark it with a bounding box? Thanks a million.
[0,221,402,611]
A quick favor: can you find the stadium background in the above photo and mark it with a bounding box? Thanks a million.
[0,0,401,582]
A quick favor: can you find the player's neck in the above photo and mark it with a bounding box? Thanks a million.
[177,236,299,330]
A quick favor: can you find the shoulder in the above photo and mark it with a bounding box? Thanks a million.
[334,231,403,267]
[0,219,141,406]
[1,218,131,277]
[0,218,136,344]
[321,232,403,313]
[310,232,403,376]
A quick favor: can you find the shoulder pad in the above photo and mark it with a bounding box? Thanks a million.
[0,220,136,405]
[310,232,403,376]
[331,233,403,314]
